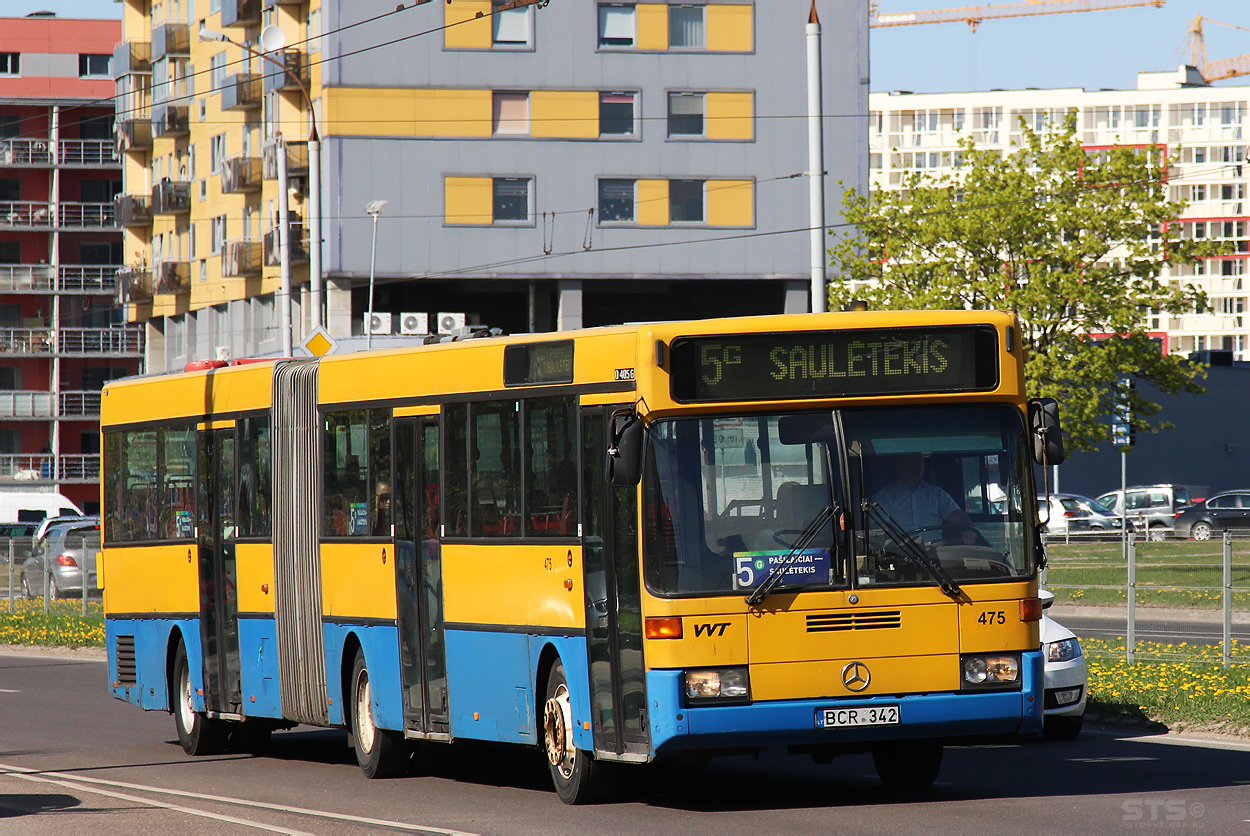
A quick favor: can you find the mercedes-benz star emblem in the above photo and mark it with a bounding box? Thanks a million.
[841,661,871,692]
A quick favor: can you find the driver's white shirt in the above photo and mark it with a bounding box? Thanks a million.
[873,480,961,538]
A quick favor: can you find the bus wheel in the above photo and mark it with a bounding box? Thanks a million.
[872,741,942,791]
[350,648,407,778]
[542,660,605,804]
[172,642,227,755]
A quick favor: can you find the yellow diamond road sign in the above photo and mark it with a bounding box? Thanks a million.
[302,326,337,357]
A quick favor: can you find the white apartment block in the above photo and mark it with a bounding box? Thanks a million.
[869,66,1250,361]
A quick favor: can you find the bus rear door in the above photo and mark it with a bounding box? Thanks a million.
[196,428,243,716]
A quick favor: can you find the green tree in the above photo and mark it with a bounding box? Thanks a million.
[831,116,1224,451]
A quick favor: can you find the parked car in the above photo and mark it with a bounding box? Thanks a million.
[33,512,86,542]
[1039,589,1087,740]
[21,519,100,600]
[1095,484,1204,541]
[1173,490,1250,540]
[1039,493,1132,539]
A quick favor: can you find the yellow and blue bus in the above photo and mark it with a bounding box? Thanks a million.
[100,310,1062,802]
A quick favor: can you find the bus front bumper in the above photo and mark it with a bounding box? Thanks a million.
[645,650,1043,755]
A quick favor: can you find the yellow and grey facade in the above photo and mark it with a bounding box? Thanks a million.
[116,0,869,369]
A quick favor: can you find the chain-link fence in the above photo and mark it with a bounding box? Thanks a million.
[0,531,101,616]
[1044,530,1250,667]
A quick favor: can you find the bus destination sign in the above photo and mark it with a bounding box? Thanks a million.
[669,325,999,402]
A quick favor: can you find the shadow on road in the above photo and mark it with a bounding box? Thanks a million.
[0,792,82,817]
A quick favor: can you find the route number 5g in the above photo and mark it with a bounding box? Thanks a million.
[735,556,755,588]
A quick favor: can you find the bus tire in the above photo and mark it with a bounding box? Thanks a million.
[543,659,606,804]
[350,648,408,778]
[872,741,942,791]
[172,642,227,755]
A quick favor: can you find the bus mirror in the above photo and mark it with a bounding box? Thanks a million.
[1028,398,1065,466]
[607,410,644,487]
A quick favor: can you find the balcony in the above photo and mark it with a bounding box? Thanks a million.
[222,73,262,111]
[262,0,303,7]
[0,390,101,420]
[222,155,262,194]
[113,40,152,76]
[58,139,120,167]
[57,327,145,357]
[0,454,101,484]
[264,222,308,266]
[0,328,53,355]
[151,180,191,215]
[155,261,190,294]
[60,390,104,418]
[262,139,308,180]
[114,193,152,227]
[116,118,153,154]
[152,22,190,60]
[152,105,189,139]
[59,202,116,229]
[0,139,53,166]
[223,239,262,276]
[0,201,54,228]
[262,49,308,96]
[221,0,261,27]
[59,265,119,294]
[117,266,153,303]
[0,265,55,293]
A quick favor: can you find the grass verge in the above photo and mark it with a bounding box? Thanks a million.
[1084,638,1250,736]
[0,599,104,648]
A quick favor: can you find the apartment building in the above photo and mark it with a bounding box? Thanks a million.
[114,0,869,370]
[0,13,137,514]
[870,66,1250,362]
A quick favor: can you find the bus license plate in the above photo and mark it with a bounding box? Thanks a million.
[815,705,899,728]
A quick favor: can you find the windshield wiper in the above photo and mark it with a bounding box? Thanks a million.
[863,500,963,599]
[745,504,838,607]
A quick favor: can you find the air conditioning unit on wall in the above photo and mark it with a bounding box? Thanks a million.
[437,312,466,333]
[399,312,428,335]
[366,312,392,335]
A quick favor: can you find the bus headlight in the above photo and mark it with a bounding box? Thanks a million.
[683,667,750,703]
[961,653,1021,689]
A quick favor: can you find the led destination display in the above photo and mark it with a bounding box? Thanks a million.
[669,326,999,402]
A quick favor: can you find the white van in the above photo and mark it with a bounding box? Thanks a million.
[0,491,82,523]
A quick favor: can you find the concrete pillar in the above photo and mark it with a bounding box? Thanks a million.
[326,276,353,339]
[557,280,582,331]
[783,280,810,314]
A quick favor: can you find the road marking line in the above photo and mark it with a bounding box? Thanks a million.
[0,761,479,836]
[0,688,18,693]
[1,767,312,834]
[1086,729,1250,752]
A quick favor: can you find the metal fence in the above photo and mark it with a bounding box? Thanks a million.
[1,532,101,616]
[1044,529,1250,668]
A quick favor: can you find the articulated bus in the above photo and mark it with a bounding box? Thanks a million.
[100,310,1063,803]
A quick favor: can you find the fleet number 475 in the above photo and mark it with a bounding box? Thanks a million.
[978,611,1006,625]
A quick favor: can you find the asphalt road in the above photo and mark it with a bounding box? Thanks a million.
[2,650,1250,834]
[1050,607,1250,645]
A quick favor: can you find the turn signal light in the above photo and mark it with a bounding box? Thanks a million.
[1020,598,1042,622]
[645,616,683,639]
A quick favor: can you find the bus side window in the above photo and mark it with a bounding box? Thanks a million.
[323,410,369,536]
[470,401,520,538]
[444,403,469,536]
[525,396,578,537]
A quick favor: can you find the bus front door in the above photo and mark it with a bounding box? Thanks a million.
[394,417,449,736]
[196,428,243,716]
[582,408,649,759]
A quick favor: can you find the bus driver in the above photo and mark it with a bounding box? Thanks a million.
[872,453,976,545]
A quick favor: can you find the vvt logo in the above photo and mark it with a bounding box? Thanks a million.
[693,622,730,637]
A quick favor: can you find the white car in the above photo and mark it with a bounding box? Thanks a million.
[1039,589,1087,739]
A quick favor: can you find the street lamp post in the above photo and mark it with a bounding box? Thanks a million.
[199,24,324,352]
[365,200,387,351]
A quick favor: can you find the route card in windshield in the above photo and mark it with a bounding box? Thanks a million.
[732,548,832,591]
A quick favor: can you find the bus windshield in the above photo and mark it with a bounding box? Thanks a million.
[642,404,1036,597]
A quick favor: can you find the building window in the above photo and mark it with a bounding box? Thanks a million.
[668,92,705,137]
[493,178,530,222]
[670,179,704,223]
[0,54,18,75]
[0,115,18,139]
[669,5,705,49]
[492,92,530,136]
[78,54,111,78]
[492,1,531,46]
[599,92,636,136]
[209,52,227,89]
[598,179,634,222]
[598,4,635,47]
[209,134,227,174]
[210,215,227,254]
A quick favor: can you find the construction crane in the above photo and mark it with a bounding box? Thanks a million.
[1179,15,1250,83]
[870,0,1165,32]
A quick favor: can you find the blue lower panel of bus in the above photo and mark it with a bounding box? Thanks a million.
[323,623,402,729]
[444,629,592,750]
[647,651,1044,754]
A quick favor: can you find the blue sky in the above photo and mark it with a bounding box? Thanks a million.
[5,0,1250,94]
